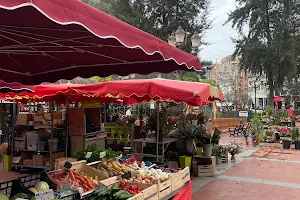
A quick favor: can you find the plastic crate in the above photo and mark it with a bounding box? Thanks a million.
[18,172,78,200]
[0,179,18,198]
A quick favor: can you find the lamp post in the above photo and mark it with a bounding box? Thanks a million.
[167,26,201,56]
[250,80,262,114]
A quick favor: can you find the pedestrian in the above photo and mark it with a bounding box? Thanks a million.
[125,106,132,116]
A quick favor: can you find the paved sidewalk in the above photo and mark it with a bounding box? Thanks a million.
[192,143,300,200]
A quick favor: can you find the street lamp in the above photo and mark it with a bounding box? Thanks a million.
[168,26,201,56]
[249,80,262,114]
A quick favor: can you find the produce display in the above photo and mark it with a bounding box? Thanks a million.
[95,161,135,177]
[73,144,122,163]
[86,183,136,200]
[48,169,96,194]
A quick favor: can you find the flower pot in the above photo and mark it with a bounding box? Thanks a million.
[295,141,300,150]
[216,156,222,164]
[179,156,192,169]
[252,141,258,147]
[203,144,212,157]
[184,139,195,154]
[196,147,203,154]
[231,154,236,162]
[3,155,11,171]
[282,140,291,149]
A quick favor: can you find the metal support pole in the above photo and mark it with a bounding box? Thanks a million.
[65,97,70,156]
[10,99,17,159]
[254,86,257,114]
[156,103,159,162]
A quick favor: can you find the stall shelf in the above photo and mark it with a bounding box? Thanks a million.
[132,138,177,161]
[11,102,66,171]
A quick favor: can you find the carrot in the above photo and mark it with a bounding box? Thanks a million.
[51,178,61,185]
[85,179,94,190]
[82,184,90,191]
[68,171,75,181]
[76,177,86,185]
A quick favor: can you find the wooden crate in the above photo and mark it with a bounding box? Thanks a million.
[156,177,172,199]
[170,167,190,191]
[70,160,108,183]
[192,161,216,177]
[104,178,158,200]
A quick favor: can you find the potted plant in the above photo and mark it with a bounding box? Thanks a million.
[282,139,291,149]
[186,113,198,125]
[212,144,225,164]
[142,107,173,142]
[196,120,217,157]
[242,128,249,145]
[252,133,259,147]
[226,142,242,161]
[170,115,202,155]
[292,128,300,150]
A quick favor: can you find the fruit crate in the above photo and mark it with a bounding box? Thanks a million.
[170,167,190,191]
[155,177,172,199]
[192,161,216,177]
[70,160,108,183]
[100,177,158,200]
[0,179,19,198]
[19,172,78,200]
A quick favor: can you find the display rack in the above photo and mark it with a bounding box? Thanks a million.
[11,102,66,171]
[132,138,178,161]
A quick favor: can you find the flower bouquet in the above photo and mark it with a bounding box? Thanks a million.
[226,142,242,161]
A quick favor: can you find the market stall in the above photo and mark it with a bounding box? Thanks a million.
[0,0,204,199]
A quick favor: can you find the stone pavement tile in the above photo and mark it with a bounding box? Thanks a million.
[224,158,300,184]
[192,178,300,200]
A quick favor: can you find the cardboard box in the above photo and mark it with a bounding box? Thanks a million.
[55,157,76,170]
[26,130,48,150]
[33,155,45,166]
[16,113,33,125]
[23,159,33,166]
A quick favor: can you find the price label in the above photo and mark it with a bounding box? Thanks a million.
[86,152,92,159]
[35,189,55,200]
[99,151,106,158]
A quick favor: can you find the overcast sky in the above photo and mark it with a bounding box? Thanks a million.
[200,0,238,62]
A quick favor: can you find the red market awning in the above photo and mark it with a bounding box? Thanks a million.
[0,0,201,84]
[2,79,222,106]
[274,96,284,102]
[0,80,33,94]
[70,79,223,106]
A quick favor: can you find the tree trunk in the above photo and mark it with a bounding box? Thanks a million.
[268,77,274,107]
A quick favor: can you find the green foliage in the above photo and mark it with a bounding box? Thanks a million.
[84,0,212,54]
[257,132,263,142]
[212,145,226,157]
[292,128,299,141]
[226,0,300,105]
[265,105,273,116]
[142,106,174,137]
[199,79,217,87]
[182,76,197,82]
[251,114,261,133]
[73,143,122,163]
[90,76,112,82]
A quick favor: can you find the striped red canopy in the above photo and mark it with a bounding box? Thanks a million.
[2,79,223,106]
[0,0,201,84]
[0,80,33,94]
